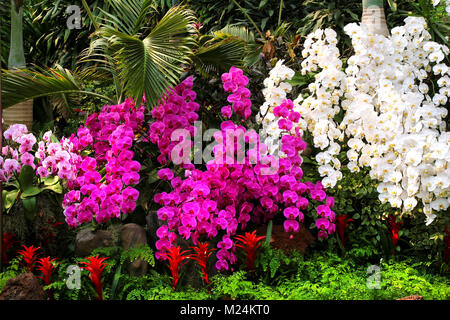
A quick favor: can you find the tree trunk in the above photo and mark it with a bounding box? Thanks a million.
[5,0,33,130]
[361,0,390,37]
[8,0,26,69]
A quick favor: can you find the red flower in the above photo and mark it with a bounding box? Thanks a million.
[335,215,353,248]
[444,227,450,265]
[388,215,402,254]
[37,256,58,300]
[160,246,191,290]
[37,256,57,286]
[235,230,265,275]
[189,242,216,286]
[2,232,17,265]
[79,255,108,300]
[17,245,40,272]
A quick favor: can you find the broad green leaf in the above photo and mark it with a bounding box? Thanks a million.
[22,197,36,215]
[3,190,19,212]
[42,182,63,194]
[43,175,59,186]
[1,66,115,109]
[18,165,35,191]
[21,186,42,199]
[286,72,309,87]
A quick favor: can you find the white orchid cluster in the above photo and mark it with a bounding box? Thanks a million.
[259,17,450,225]
[256,60,296,154]
[432,0,450,14]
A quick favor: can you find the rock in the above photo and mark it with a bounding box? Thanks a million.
[397,295,424,300]
[257,223,315,255]
[120,223,149,276]
[0,273,46,300]
[75,228,113,257]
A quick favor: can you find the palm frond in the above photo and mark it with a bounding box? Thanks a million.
[1,65,115,109]
[214,25,256,43]
[103,5,196,108]
[194,37,247,78]
[98,0,158,35]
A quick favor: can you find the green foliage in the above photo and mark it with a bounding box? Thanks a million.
[210,271,257,299]
[387,0,450,47]
[256,243,304,285]
[120,244,155,267]
[2,163,63,222]
[0,257,21,291]
[186,0,302,33]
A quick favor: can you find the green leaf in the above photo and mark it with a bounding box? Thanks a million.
[1,65,115,109]
[286,72,309,87]
[22,197,36,216]
[18,165,35,191]
[111,265,122,300]
[386,0,397,12]
[42,182,63,194]
[43,175,59,186]
[21,186,42,199]
[259,0,269,9]
[2,190,19,212]
[102,5,196,108]
[194,37,246,78]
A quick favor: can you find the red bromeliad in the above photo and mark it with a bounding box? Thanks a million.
[17,245,40,272]
[2,232,17,265]
[161,246,191,291]
[37,256,57,286]
[335,214,353,248]
[79,255,108,300]
[37,256,58,299]
[235,230,265,275]
[388,215,402,254]
[189,242,216,286]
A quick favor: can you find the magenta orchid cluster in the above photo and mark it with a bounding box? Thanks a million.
[148,76,199,168]
[153,68,336,271]
[221,67,252,120]
[273,99,336,239]
[62,99,145,227]
[0,124,79,183]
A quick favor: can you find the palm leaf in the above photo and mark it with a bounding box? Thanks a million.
[102,5,196,108]
[97,0,157,35]
[214,25,256,43]
[194,37,247,78]
[1,65,115,109]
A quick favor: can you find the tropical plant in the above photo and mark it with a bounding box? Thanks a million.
[160,246,191,291]
[235,230,265,276]
[189,242,216,286]
[2,0,248,114]
[79,255,109,300]
[17,244,40,272]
